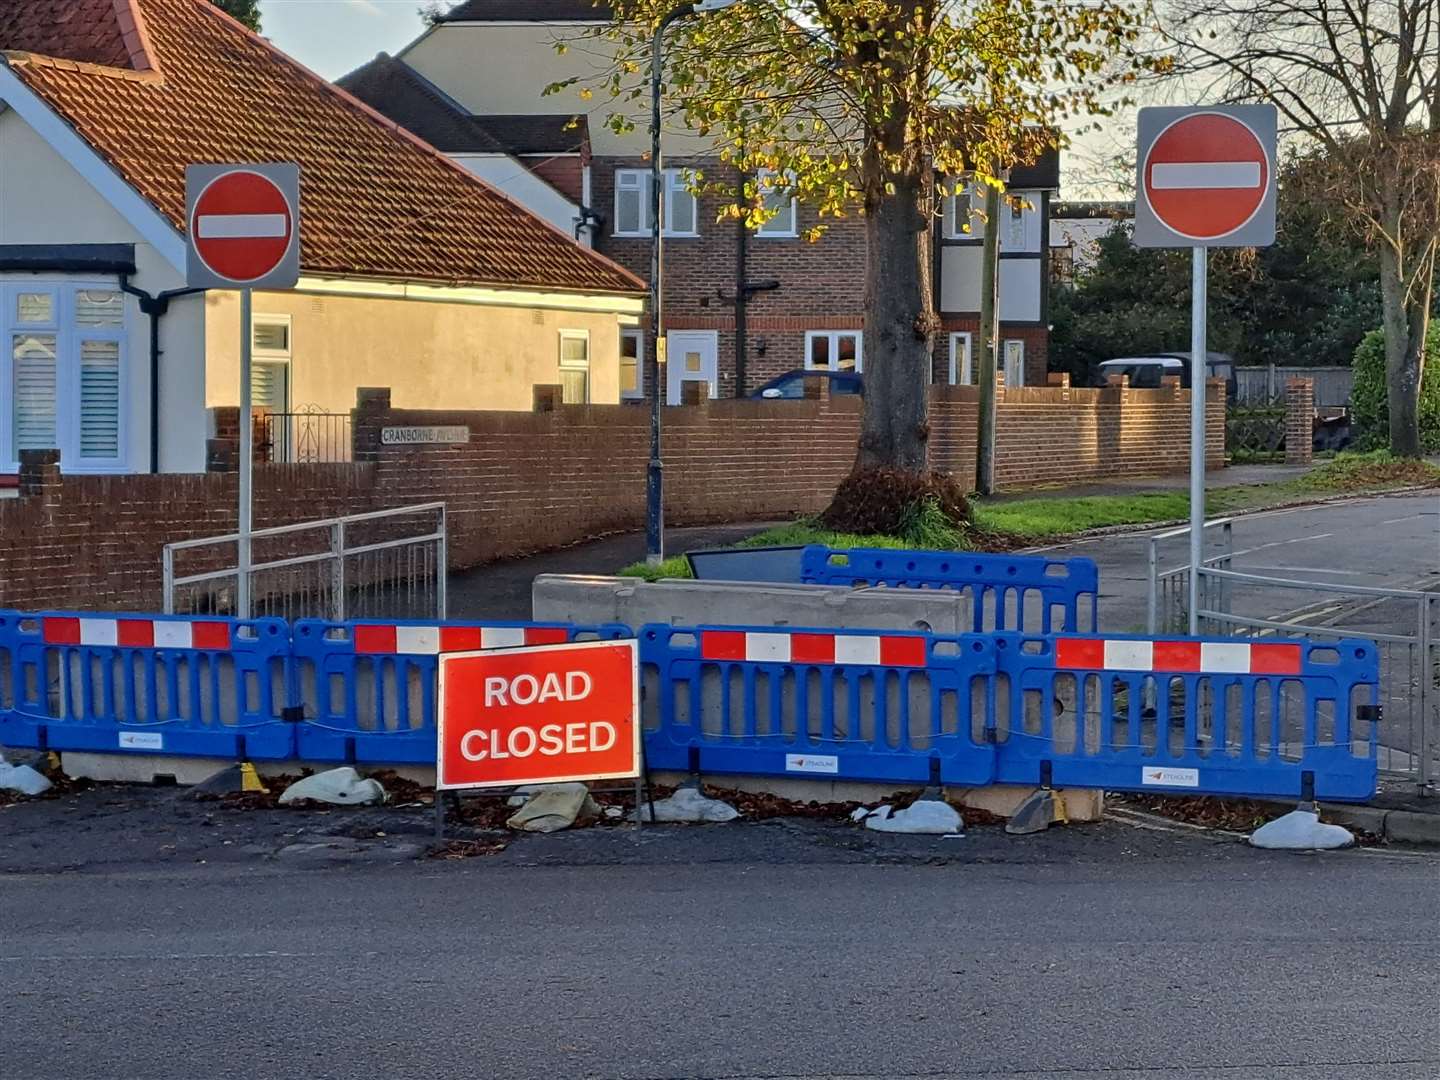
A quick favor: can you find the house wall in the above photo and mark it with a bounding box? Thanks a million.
[203,288,630,414]
[0,109,210,474]
[403,23,714,158]
[450,153,585,241]
[0,381,1225,613]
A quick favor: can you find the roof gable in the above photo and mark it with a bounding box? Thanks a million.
[0,0,640,295]
[0,0,154,71]
[338,53,508,155]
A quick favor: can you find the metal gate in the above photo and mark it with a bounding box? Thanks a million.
[1148,521,1438,792]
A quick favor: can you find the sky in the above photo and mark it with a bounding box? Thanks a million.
[259,0,428,80]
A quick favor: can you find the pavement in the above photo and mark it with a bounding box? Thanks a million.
[448,522,778,620]
[2,781,1439,1080]
[986,461,1317,502]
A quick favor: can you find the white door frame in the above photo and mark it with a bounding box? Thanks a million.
[666,330,719,405]
[1003,339,1025,388]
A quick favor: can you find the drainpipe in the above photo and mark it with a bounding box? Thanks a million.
[734,166,748,397]
[118,276,205,474]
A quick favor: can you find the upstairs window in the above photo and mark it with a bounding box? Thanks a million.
[613,168,699,237]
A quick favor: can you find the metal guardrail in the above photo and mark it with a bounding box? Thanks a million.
[1146,518,1234,635]
[1148,519,1438,793]
[162,503,446,623]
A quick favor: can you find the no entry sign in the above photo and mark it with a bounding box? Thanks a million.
[185,163,300,289]
[1135,106,1276,248]
[437,640,640,790]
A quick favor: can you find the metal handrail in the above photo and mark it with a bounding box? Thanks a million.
[162,501,446,551]
[1199,565,1440,602]
[163,502,447,620]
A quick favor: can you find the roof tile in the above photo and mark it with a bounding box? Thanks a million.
[0,0,641,295]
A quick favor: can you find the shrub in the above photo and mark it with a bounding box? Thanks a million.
[1351,325,1440,451]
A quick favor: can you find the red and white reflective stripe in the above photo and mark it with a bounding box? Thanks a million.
[353,625,570,655]
[700,630,926,667]
[41,617,230,650]
[1055,638,1301,675]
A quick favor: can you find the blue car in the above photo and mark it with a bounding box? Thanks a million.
[751,369,864,399]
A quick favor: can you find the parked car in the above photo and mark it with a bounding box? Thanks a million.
[1094,353,1237,399]
[752,369,864,399]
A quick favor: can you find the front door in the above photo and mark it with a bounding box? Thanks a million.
[666,330,718,405]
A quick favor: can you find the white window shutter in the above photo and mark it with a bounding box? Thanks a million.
[79,340,121,458]
[12,333,58,453]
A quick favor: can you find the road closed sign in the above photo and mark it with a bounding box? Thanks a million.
[437,640,639,790]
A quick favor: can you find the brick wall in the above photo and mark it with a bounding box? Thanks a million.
[592,156,1043,397]
[0,382,1222,612]
[1285,378,1314,466]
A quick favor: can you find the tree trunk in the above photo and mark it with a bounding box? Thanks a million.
[855,168,935,473]
[1377,235,1424,458]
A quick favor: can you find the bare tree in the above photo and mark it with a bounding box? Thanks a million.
[1157,0,1439,455]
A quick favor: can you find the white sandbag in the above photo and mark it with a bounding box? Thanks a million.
[630,786,739,823]
[1249,809,1354,850]
[859,799,963,835]
[278,767,386,806]
[0,761,52,796]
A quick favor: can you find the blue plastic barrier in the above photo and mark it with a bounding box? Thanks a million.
[289,619,631,764]
[986,633,1379,802]
[637,623,1000,786]
[799,546,1100,634]
[0,609,294,759]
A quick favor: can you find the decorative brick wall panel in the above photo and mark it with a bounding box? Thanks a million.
[0,384,1222,612]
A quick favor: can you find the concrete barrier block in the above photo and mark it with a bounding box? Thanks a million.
[533,574,973,634]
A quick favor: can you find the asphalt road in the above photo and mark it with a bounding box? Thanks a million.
[1046,492,1440,634]
[2,804,1437,1080]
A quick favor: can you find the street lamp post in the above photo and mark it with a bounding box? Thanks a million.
[646,0,740,566]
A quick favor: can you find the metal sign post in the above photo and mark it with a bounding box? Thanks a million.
[1135,106,1277,635]
[1189,247,1206,634]
[184,163,301,619]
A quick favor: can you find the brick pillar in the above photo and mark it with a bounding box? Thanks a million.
[1285,377,1314,465]
[352,386,392,463]
[18,449,61,508]
[1206,377,1228,469]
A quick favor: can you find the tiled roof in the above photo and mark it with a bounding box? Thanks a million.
[338,53,509,155]
[438,0,613,22]
[0,0,642,295]
[0,0,146,70]
[475,115,588,155]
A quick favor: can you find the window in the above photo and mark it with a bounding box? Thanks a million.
[948,332,974,385]
[559,330,590,404]
[1006,202,1026,247]
[1003,339,1025,388]
[2,283,126,471]
[945,182,986,239]
[1050,244,1076,288]
[251,315,292,414]
[619,329,643,400]
[805,331,863,373]
[945,182,1038,250]
[612,168,699,237]
[756,169,797,237]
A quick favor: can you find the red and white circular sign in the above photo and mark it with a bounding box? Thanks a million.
[1142,112,1269,242]
[189,169,295,285]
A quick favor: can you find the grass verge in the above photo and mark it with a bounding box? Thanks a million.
[617,451,1439,577]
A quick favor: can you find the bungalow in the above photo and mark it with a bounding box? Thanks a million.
[0,0,645,479]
